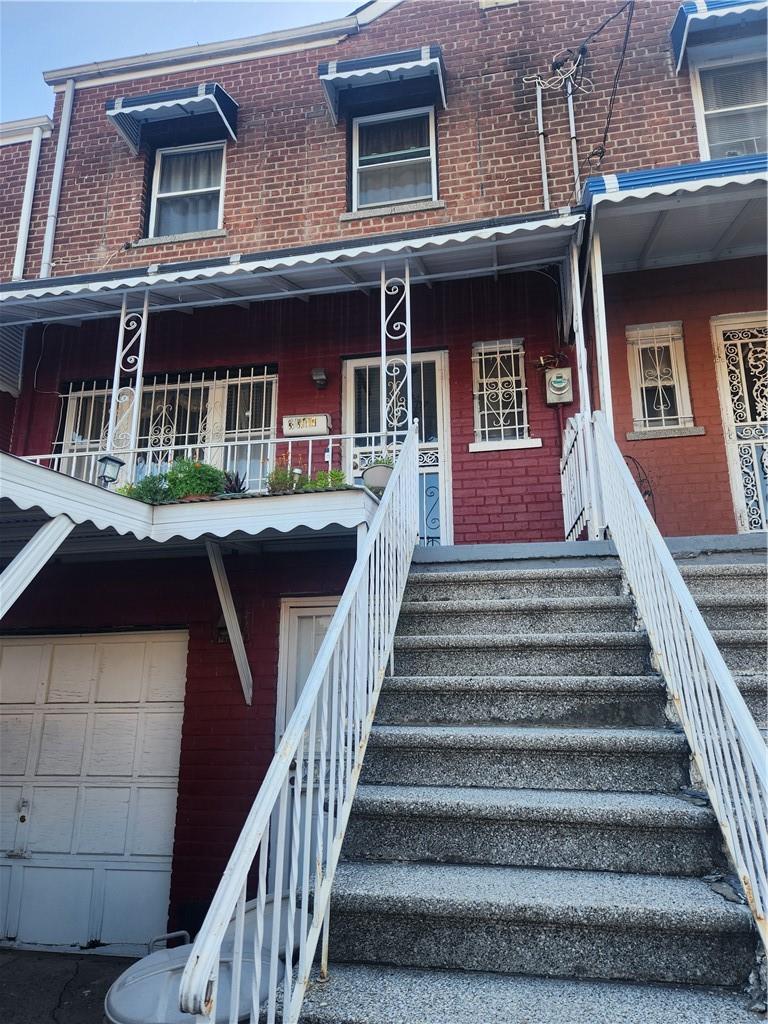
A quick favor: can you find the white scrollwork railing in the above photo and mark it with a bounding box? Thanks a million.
[177,423,419,1022]
[568,411,767,943]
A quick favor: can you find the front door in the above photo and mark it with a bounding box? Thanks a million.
[712,314,768,532]
[343,352,453,544]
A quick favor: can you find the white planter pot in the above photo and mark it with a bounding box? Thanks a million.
[362,463,393,491]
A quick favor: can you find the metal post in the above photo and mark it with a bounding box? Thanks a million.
[0,515,75,620]
[380,263,413,450]
[589,225,614,436]
[404,261,413,426]
[106,290,150,461]
[379,265,388,454]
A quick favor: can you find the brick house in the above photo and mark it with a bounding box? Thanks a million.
[0,0,765,1008]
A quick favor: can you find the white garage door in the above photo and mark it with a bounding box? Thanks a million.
[0,631,187,956]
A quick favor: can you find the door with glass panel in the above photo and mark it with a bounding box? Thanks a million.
[343,352,453,545]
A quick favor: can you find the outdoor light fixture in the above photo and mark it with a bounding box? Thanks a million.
[311,368,328,389]
[97,454,125,488]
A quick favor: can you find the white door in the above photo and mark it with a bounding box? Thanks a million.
[0,631,187,956]
[712,313,768,532]
[343,351,453,544]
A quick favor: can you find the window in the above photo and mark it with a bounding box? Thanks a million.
[470,340,541,451]
[694,57,767,160]
[626,322,695,432]
[352,107,437,211]
[149,143,225,238]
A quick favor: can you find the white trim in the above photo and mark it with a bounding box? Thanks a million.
[468,438,542,452]
[0,116,53,147]
[352,106,437,213]
[0,514,75,619]
[625,321,695,432]
[149,142,226,240]
[710,309,768,532]
[206,540,253,704]
[689,47,768,161]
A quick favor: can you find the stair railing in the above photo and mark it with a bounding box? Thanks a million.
[583,410,767,944]
[178,422,420,1022]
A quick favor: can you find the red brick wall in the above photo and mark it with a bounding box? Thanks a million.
[0,139,34,276]
[0,547,353,932]
[11,274,573,542]
[10,0,710,281]
[604,258,767,536]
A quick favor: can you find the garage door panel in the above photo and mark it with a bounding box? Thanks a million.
[0,787,22,851]
[1,716,33,775]
[37,714,87,775]
[139,713,183,777]
[88,713,138,776]
[0,644,47,704]
[48,644,96,703]
[27,787,77,853]
[0,864,11,935]
[132,788,177,857]
[100,868,170,944]
[17,866,93,945]
[96,644,145,703]
[146,640,188,702]
[78,788,131,855]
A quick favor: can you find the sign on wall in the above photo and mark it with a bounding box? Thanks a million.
[282,414,331,436]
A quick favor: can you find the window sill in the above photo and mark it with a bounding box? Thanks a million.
[130,228,228,247]
[468,438,543,453]
[340,200,445,222]
[626,426,705,441]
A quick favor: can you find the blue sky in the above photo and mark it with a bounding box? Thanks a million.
[1,1,354,121]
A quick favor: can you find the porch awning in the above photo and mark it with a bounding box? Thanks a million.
[671,0,768,73]
[105,83,238,154]
[583,155,767,272]
[0,210,583,327]
[318,46,446,124]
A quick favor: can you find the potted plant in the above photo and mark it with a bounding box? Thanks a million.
[165,459,227,501]
[362,454,394,492]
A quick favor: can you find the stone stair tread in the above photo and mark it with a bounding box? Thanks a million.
[694,593,768,608]
[408,566,623,584]
[351,785,715,828]
[369,723,687,752]
[710,629,765,643]
[680,563,767,579]
[394,631,648,650]
[331,861,752,932]
[399,595,634,612]
[297,964,757,1024]
[383,673,663,692]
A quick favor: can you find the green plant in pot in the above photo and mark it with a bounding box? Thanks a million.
[165,459,227,501]
[116,473,170,504]
[362,454,394,492]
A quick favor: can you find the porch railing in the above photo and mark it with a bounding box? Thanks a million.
[565,411,768,944]
[177,422,419,1022]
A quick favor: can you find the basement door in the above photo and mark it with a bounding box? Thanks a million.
[712,313,768,532]
[0,631,187,956]
[343,352,453,545]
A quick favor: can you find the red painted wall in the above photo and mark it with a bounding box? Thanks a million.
[604,258,767,537]
[0,392,15,451]
[12,273,574,543]
[0,546,354,933]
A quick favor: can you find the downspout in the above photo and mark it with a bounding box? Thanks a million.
[535,83,551,211]
[12,125,44,281]
[566,81,580,201]
[40,78,75,279]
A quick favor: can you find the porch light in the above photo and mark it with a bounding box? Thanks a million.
[97,454,125,487]
[311,367,328,389]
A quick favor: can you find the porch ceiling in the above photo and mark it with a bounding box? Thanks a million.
[0,212,583,327]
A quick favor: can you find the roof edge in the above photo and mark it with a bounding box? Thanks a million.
[0,115,54,145]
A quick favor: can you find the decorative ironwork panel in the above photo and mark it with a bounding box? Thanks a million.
[722,325,768,531]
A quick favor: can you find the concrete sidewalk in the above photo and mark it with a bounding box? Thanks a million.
[0,949,135,1024]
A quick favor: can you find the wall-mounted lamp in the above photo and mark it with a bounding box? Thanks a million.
[97,454,125,488]
[311,367,328,390]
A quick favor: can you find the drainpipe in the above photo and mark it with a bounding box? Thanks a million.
[12,124,44,281]
[566,81,580,201]
[535,83,551,212]
[40,78,75,279]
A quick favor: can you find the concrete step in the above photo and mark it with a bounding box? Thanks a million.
[344,786,719,876]
[297,964,758,1024]
[405,566,623,602]
[362,724,689,793]
[376,674,667,727]
[397,595,637,635]
[328,862,755,988]
[681,563,767,598]
[696,594,767,632]
[736,673,767,729]
[393,632,651,677]
[712,630,766,673]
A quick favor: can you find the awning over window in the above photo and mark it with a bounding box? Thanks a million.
[105,83,238,154]
[318,46,446,124]
[671,0,768,73]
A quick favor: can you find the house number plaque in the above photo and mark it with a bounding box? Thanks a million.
[282,414,331,436]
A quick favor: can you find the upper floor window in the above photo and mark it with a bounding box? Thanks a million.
[695,57,767,160]
[149,143,225,238]
[352,107,437,211]
[626,322,695,432]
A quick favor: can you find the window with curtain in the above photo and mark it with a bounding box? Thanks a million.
[150,144,224,237]
[625,322,695,431]
[353,108,436,210]
[698,59,767,160]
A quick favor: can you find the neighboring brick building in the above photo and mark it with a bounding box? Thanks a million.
[0,0,765,952]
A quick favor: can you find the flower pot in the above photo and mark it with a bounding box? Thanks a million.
[362,463,393,491]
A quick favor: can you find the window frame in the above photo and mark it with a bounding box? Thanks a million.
[625,321,695,433]
[689,45,767,162]
[469,339,542,452]
[351,105,437,212]
[148,141,227,240]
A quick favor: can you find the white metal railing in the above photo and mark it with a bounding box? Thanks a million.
[22,431,396,494]
[560,410,603,541]
[177,423,419,1022]
[568,411,768,944]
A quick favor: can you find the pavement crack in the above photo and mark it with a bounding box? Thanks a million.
[51,958,81,1024]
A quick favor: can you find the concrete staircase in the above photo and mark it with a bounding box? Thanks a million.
[298,541,764,1023]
